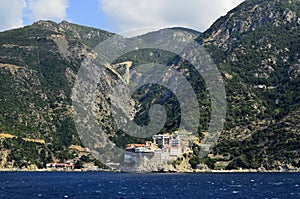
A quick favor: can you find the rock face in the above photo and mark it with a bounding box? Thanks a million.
[0,0,300,171]
[202,0,300,48]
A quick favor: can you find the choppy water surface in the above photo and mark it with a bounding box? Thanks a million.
[0,172,299,198]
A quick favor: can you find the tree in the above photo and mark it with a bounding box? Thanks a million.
[74,160,84,169]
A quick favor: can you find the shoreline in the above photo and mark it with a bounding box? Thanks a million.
[0,168,299,173]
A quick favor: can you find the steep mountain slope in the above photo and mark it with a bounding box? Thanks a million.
[198,0,300,169]
[0,0,299,171]
[0,20,114,169]
[0,20,201,169]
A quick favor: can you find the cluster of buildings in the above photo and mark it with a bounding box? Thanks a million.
[124,132,188,164]
[46,161,74,170]
[45,131,198,170]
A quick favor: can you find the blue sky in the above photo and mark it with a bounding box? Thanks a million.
[65,0,112,32]
[0,0,244,33]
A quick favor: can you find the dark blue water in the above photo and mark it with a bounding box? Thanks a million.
[0,172,299,199]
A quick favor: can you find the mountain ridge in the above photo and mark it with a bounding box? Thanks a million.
[0,0,300,171]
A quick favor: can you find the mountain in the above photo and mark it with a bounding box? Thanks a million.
[0,20,114,169]
[0,0,299,171]
[198,0,300,170]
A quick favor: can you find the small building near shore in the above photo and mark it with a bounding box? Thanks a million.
[46,161,74,170]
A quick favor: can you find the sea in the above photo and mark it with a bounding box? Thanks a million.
[0,172,299,199]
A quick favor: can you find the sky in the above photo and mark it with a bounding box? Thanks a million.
[0,0,244,34]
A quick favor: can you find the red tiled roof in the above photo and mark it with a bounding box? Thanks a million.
[126,144,146,148]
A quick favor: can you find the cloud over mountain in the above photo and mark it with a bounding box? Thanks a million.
[0,0,244,33]
[100,0,244,32]
[0,0,26,31]
[26,0,69,21]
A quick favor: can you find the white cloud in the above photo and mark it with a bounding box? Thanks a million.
[100,0,244,33]
[0,0,26,31]
[26,0,69,22]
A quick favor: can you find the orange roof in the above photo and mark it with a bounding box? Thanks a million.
[126,143,146,148]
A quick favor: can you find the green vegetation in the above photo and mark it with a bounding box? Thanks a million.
[0,20,113,168]
[2,138,51,169]
[107,49,209,148]
[198,0,300,169]
[0,0,300,170]
[188,156,216,169]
